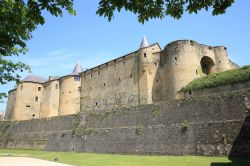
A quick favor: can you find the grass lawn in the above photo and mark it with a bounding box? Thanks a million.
[182,65,250,92]
[0,149,249,166]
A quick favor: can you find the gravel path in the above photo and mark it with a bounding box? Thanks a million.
[0,157,73,166]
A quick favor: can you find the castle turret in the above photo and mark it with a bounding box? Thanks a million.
[40,76,60,118]
[138,36,161,104]
[214,46,231,72]
[58,62,83,115]
[13,75,46,120]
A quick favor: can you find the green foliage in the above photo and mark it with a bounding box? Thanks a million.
[0,0,75,100]
[97,0,234,24]
[73,125,96,137]
[0,149,246,166]
[135,125,143,135]
[182,66,250,92]
[88,109,117,120]
[72,116,96,137]
[181,120,189,132]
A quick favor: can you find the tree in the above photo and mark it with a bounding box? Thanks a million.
[97,0,234,23]
[0,0,75,100]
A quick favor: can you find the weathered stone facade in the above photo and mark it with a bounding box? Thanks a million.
[5,63,83,121]
[1,88,249,156]
[5,38,237,121]
[80,39,237,111]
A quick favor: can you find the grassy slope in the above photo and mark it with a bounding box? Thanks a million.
[0,149,238,166]
[182,65,250,92]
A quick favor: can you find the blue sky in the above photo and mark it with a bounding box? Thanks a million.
[0,0,250,112]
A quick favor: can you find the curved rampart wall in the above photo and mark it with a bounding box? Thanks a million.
[5,90,16,120]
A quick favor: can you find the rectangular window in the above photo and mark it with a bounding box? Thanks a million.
[38,87,41,91]
[74,76,80,81]
[26,105,31,108]
[35,96,38,102]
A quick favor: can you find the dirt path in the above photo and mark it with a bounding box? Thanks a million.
[0,157,73,166]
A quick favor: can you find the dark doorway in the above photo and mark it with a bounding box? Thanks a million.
[200,56,215,75]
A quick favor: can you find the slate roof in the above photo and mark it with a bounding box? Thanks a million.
[22,75,47,83]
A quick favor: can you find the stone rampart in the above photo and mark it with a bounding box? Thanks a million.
[1,90,249,156]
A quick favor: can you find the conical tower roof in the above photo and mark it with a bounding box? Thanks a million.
[73,61,83,73]
[139,35,149,49]
[69,62,83,75]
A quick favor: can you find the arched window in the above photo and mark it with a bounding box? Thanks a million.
[200,56,215,75]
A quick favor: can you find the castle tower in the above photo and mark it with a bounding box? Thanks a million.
[160,40,237,100]
[214,46,232,72]
[40,76,60,118]
[58,62,83,115]
[13,75,46,120]
[138,36,161,104]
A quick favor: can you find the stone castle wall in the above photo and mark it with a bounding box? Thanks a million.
[80,51,140,111]
[80,44,161,111]
[1,89,249,156]
[182,81,250,98]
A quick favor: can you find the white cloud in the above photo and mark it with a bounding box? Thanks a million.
[23,49,80,68]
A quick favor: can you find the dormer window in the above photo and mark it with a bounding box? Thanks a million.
[74,76,80,81]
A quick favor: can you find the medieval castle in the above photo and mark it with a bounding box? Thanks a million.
[4,37,238,121]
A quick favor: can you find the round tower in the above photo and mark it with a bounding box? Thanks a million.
[40,76,60,118]
[13,75,46,120]
[58,62,83,115]
[214,46,231,72]
[161,40,200,99]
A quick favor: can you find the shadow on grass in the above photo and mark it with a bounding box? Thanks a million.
[211,158,250,166]
[211,113,250,166]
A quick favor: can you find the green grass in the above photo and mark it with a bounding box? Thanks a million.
[182,65,250,92]
[1,149,249,166]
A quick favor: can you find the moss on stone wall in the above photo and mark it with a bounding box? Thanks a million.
[88,109,117,120]
[182,65,250,92]
[0,121,10,136]
[0,121,11,146]
[72,115,97,137]
[73,125,96,137]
